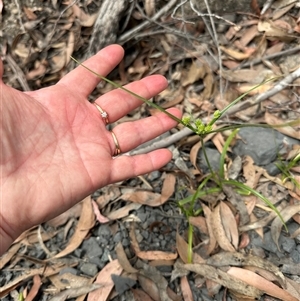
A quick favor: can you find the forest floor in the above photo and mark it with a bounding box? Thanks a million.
[0,1,300,300]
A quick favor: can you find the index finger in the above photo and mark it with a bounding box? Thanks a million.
[58,44,124,97]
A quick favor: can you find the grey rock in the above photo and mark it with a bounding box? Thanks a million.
[264,162,281,176]
[137,212,149,223]
[147,170,161,181]
[141,230,149,240]
[59,267,79,276]
[111,274,136,294]
[281,263,300,275]
[98,224,112,237]
[290,249,300,263]
[81,237,103,258]
[232,127,299,166]
[122,238,130,247]
[280,236,296,253]
[197,145,221,173]
[79,262,98,276]
[113,232,123,244]
[73,248,83,258]
[101,248,110,263]
[250,231,278,254]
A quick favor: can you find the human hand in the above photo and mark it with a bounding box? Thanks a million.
[0,45,181,254]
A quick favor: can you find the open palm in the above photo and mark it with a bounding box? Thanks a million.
[0,45,181,252]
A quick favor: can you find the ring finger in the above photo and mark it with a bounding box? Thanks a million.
[92,74,168,124]
[107,108,181,155]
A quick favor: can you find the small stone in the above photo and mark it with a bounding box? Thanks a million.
[113,232,122,244]
[111,274,136,294]
[290,249,300,263]
[280,236,296,253]
[59,267,79,276]
[81,237,103,258]
[98,224,112,237]
[80,263,98,276]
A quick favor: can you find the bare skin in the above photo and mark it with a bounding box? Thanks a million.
[0,45,181,255]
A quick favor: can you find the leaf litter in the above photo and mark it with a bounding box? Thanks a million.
[1,0,300,300]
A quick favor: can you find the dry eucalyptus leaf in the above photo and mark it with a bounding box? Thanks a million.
[176,232,204,264]
[211,203,236,252]
[0,261,77,298]
[131,288,155,301]
[130,224,177,261]
[227,267,298,301]
[161,173,176,203]
[0,243,21,269]
[115,242,138,274]
[181,276,194,301]
[220,201,239,250]
[271,204,300,250]
[120,191,164,206]
[201,203,217,255]
[53,196,95,259]
[220,45,255,60]
[184,264,262,298]
[87,260,123,301]
[105,202,141,220]
[92,200,110,223]
[49,283,102,301]
[206,251,285,287]
[206,279,222,296]
[265,111,300,139]
[25,275,41,301]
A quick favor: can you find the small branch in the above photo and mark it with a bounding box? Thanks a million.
[236,45,300,69]
[225,66,300,116]
[118,0,178,44]
[5,54,31,91]
[261,0,274,15]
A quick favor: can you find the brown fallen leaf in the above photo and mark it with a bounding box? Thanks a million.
[243,156,258,189]
[227,267,298,301]
[211,203,236,252]
[87,260,123,301]
[161,173,176,203]
[120,191,164,206]
[206,279,222,296]
[0,242,21,269]
[220,45,255,60]
[181,276,194,301]
[53,196,95,259]
[200,203,217,255]
[206,251,286,287]
[92,200,110,223]
[264,111,300,139]
[184,264,262,298]
[131,288,155,301]
[106,202,141,220]
[130,224,177,261]
[0,261,77,298]
[138,264,179,301]
[176,231,205,264]
[271,204,300,250]
[220,201,239,250]
[115,242,138,274]
[49,283,102,301]
[50,272,91,291]
[25,275,41,301]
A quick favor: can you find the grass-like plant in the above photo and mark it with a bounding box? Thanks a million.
[71,57,297,263]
